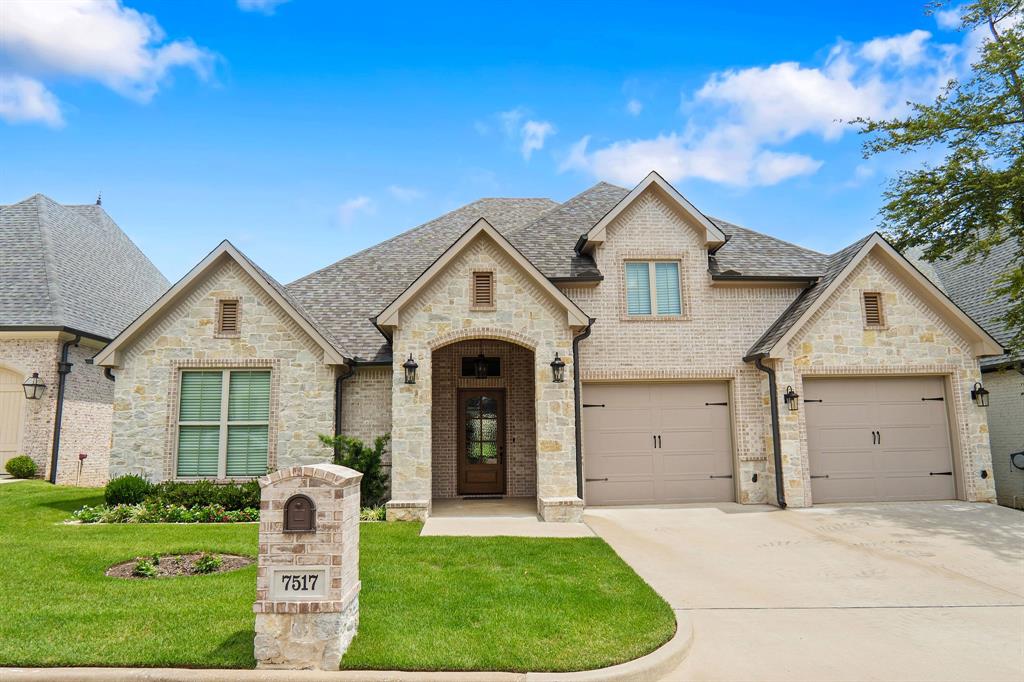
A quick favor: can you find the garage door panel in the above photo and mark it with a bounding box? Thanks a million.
[589,429,656,455]
[806,403,873,427]
[875,401,947,428]
[591,452,656,477]
[586,479,657,506]
[660,477,734,504]
[878,425,950,451]
[878,473,954,501]
[661,451,727,475]
[807,426,874,452]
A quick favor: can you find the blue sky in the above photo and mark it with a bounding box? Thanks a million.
[0,1,977,283]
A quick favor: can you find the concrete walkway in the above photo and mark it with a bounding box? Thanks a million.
[585,500,1024,682]
[422,497,593,537]
[0,474,25,485]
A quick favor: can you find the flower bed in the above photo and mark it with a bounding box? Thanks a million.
[106,553,254,579]
[73,502,258,524]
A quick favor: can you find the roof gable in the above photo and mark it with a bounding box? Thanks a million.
[375,218,590,329]
[95,241,348,367]
[579,172,727,253]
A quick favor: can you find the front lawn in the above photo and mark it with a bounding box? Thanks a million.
[0,482,674,671]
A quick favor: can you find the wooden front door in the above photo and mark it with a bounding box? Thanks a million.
[458,389,505,495]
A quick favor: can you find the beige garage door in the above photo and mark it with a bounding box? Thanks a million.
[583,382,734,505]
[0,368,26,469]
[805,376,956,503]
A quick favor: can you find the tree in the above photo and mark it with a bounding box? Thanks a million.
[856,0,1024,353]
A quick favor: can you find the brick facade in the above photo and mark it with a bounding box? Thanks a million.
[982,368,1024,509]
[339,365,392,467]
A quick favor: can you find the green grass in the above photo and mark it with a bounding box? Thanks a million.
[0,481,675,672]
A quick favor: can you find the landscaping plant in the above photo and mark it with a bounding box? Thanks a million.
[131,559,158,578]
[104,474,153,506]
[193,553,223,574]
[4,455,36,479]
[360,506,387,522]
[318,433,390,507]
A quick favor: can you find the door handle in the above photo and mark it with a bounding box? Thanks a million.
[877,431,881,446]
[657,435,662,449]
[653,435,657,449]
[871,431,878,445]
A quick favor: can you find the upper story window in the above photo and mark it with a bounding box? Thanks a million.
[176,369,270,478]
[217,299,240,336]
[862,291,885,327]
[625,261,681,316]
[472,271,495,309]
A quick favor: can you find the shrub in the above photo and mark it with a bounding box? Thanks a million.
[319,433,390,508]
[360,506,386,522]
[72,502,259,524]
[193,553,222,574]
[105,474,153,506]
[149,480,260,511]
[4,455,36,479]
[132,559,158,578]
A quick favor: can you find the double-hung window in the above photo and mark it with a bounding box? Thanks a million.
[176,369,271,478]
[625,261,682,316]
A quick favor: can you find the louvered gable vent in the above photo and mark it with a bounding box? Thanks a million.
[472,271,494,308]
[862,292,883,326]
[218,299,240,335]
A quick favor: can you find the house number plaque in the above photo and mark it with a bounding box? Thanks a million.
[268,567,328,600]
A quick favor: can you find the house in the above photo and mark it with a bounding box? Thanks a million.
[94,172,1004,520]
[0,194,169,485]
[916,241,1023,509]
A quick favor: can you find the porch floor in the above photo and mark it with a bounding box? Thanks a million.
[422,497,594,538]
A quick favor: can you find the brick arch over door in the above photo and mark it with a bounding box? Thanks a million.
[428,327,539,353]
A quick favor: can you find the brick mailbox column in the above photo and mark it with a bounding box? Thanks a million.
[253,463,362,670]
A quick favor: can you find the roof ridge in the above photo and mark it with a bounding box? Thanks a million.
[31,195,66,327]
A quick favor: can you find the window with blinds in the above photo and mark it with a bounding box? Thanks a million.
[472,271,494,308]
[177,369,270,478]
[863,292,884,327]
[217,299,240,336]
[625,260,681,316]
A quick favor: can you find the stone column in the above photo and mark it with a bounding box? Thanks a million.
[253,463,362,670]
[535,341,584,522]
[386,330,432,521]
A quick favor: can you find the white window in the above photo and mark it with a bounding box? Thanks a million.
[625,261,681,316]
[176,369,270,478]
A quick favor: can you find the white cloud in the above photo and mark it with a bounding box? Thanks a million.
[494,108,556,160]
[388,185,425,202]
[935,6,964,30]
[563,28,964,187]
[626,99,643,116]
[0,75,63,127]
[520,120,555,160]
[237,0,290,14]
[337,196,374,225]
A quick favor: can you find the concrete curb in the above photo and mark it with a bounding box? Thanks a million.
[0,612,692,682]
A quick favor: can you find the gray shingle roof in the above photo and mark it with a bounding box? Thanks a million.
[928,240,1020,368]
[0,194,170,340]
[709,219,828,279]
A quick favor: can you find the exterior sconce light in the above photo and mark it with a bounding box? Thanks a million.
[970,382,990,408]
[474,353,488,379]
[783,386,799,412]
[22,372,46,400]
[550,352,566,383]
[402,355,418,385]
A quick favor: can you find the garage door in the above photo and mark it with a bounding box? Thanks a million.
[0,367,25,469]
[805,376,956,503]
[583,382,734,505]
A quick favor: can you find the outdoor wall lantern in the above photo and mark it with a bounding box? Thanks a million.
[550,352,566,383]
[474,352,488,379]
[783,386,800,412]
[22,372,46,400]
[970,382,990,408]
[402,355,418,384]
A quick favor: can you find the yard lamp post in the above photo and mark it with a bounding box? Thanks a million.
[550,352,566,383]
[783,386,799,412]
[402,355,418,385]
[22,372,46,400]
[970,382,990,407]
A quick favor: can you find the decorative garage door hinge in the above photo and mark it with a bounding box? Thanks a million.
[810,474,829,479]
[585,477,609,482]
[921,397,945,401]
[582,403,606,408]
[709,474,733,479]
[929,471,953,476]
[705,402,728,406]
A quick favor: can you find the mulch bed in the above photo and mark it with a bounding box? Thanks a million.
[106,553,253,579]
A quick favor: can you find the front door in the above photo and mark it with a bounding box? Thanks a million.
[458,389,505,495]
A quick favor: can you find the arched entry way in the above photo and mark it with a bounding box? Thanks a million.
[0,367,26,469]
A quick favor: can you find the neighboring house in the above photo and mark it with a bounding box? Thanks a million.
[0,195,169,485]
[917,242,1023,509]
[95,173,1004,521]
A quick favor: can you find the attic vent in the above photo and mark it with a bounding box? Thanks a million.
[862,292,884,327]
[217,299,240,336]
[472,271,495,309]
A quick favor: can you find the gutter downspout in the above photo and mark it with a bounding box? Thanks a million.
[49,334,81,484]
[754,356,787,509]
[572,318,596,500]
[334,363,356,448]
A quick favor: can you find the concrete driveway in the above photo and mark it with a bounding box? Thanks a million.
[585,501,1024,682]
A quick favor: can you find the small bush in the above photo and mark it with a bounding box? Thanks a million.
[4,455,36,479]
[149,480,260,511]
[132,559,157,578]
[105,474,153,506]
[72,502,259,524]
[360,506,386,522]
[193,553,222,574]
[319,433,390,508]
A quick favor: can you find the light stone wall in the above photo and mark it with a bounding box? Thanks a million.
[0,336,112,486]
[563,190,804,504]
[339,365,392,467]
[110,260,336,482]
[773,253,997,507]
[984,367,1024,509]
[386,233,579,521]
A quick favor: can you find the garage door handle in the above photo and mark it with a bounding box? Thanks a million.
[709,475,733,479]
[585,477,609,482]
[929,471,953,476]
[811,474,829,479]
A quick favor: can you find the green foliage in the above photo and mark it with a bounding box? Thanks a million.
[318,433,391,508]
[72,503,259,524]
[149,480,260,511]
[132,559,158,578]
[857,0,1024,352]
[360,506,387,522]
[104,474,153,506]
[4,456,36,479]
[193,553,223,574]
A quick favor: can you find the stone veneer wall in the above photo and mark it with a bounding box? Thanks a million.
[387,232,579,521]
[984,367,1024,509]
[110,260,336,482]
[431,338,536,499]
[0,337,112,486]
[772,253,997,507]
[562,190,803,504]
[339,365,392,468]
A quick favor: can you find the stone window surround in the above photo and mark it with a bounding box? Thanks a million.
[165,358,281,482]
[469,269,496,311]
[215,297,242,338]
[861,290,887,330]
[617,251,691,322]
